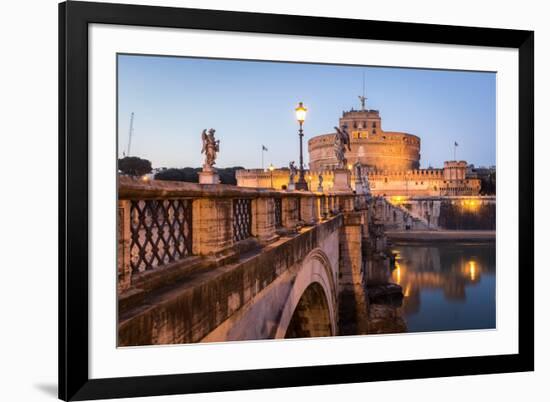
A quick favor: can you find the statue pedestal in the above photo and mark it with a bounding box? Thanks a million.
[333,168,352,191]
[287,182,296,191]
[199,170,220,184]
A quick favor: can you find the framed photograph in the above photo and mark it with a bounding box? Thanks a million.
[59,1,534,400]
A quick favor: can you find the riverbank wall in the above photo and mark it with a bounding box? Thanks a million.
[386,230,496,243]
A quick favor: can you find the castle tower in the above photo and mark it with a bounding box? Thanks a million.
[443,161,467,181]
[339,109,382,138]
[308,98,421,172]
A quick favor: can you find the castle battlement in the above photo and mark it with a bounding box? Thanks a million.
[367,169,444,179]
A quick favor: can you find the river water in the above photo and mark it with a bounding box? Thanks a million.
[388,242,496,333]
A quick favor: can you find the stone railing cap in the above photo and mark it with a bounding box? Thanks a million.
[119,176,324,199]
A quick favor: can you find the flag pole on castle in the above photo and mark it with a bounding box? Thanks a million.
[262,145,268,170]
[454,141,459,161]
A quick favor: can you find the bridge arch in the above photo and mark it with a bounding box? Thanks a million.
[275,248,337,339]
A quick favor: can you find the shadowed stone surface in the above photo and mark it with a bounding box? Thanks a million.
[118,216,342,346]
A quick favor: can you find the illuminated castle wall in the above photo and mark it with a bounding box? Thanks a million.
[236,161,481,197]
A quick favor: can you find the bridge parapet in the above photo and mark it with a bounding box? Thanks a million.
[117,176,366,295]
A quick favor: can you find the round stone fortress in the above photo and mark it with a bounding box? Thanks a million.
[308,108,420,171]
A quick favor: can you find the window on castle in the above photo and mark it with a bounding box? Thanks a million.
[373,122,377,128]
[373,129,376,135]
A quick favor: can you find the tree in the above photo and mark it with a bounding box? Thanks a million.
[154,166,245,184]
[118,156,152,177]
[479,171,496,195]
[218,166,244,185]
[154,167,199,182]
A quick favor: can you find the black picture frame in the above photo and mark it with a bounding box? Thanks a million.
[59,1,534,400]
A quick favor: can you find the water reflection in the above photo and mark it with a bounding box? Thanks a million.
[391,242,496,332]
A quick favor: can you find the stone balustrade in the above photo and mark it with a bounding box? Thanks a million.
[117,176,366,294]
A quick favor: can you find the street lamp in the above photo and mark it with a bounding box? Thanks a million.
[268,163,275,188]
[295,102,308,191]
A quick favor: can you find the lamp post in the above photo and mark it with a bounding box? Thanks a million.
[268,163,275,188]
[295,102,308,191]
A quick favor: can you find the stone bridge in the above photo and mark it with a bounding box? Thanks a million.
[117,176,372,345]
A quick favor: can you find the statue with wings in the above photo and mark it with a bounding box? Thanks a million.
[201,128,220,170]
[334,125,351,168]
[358,95,367,111]
[288,161,297,184]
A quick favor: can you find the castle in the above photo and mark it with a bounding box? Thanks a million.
[236,99,482,196]
[308,108,420,171]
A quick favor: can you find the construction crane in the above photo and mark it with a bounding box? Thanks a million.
[126,112,135,157]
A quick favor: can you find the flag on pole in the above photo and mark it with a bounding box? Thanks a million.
[453,141,458,161]
[261,145,268,170]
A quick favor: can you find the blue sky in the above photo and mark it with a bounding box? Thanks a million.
[118,54,496,170]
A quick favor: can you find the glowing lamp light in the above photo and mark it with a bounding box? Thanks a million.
[141,175,150,182]
[461,198,480,212]
[295,102,307,123]
[268,163,275,172]
[391,195,406,205]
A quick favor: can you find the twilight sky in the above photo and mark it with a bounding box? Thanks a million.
[117,54,496,170]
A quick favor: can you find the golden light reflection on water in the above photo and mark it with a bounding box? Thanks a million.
[392,261,403,284]
[393,259,481,294]
[389,250,489,314]
[466,260,478,282]
[403,283,411,297]
[384,244,496,332]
